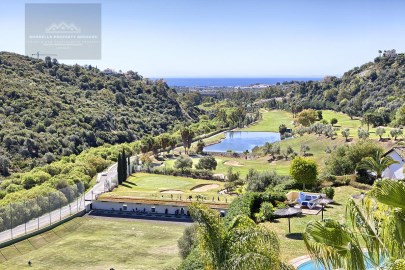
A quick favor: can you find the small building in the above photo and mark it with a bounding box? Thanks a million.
[382,147,405,179]
[92,196,228,216]
[383,49,397,58]
[102,68,116,75]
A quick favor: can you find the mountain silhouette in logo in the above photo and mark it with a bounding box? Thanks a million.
[46,22,81,33]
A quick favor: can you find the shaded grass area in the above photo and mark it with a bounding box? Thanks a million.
[266,186,360,262]
[0,217,186,270]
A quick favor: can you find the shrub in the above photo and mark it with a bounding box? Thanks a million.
[254,202,274,223]
[178,224,198,259]
[321,187,335,199]
[195,156,217,170]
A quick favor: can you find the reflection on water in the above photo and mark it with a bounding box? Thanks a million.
[204,131,281,153]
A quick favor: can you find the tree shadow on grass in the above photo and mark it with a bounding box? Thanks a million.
[286,233,303,240]
[121,181,137,189]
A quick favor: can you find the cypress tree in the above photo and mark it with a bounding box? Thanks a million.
[127,156,131,174]
[122,149,127,181]
[117,153,122,184]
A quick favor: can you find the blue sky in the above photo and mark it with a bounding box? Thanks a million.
[1,0,404,77]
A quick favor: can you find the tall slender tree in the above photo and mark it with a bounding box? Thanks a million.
[122,149,127,181]
[117,153,123,184]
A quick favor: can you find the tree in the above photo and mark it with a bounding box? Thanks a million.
[390,128,403,141]
[330,118,338,126]
[196,140,205,154]
[297,109,317,127]
[0,155,10,176]
[140,135,155,154]
[117,153,123,184]
[378,49,382,57]
[317,110,323,120]
[341,128,350,142]
[174,155,193,173]
[279,124,287,135]
[188,203,293,270]
[290,157,318,189]
[303,179,405,270]
[357,150,398,179]
[169,136,178,154]
[375,127,386,141]
[158,134,171,154]
[180,127,195,154]
[178,224,198,259]
[195,156,217,170]
[122,149,127,180]
[300,144,310,156]
[358,128,369,140]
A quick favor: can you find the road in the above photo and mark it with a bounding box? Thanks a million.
[0,162,119,243]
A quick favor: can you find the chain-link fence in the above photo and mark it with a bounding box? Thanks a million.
[0,182,86,243]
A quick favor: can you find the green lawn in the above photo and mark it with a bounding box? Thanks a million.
[164,156,290,178]
[101,173,233,202]
[241,109,294,132]
[266,185,361,262]
[0,217,186,270]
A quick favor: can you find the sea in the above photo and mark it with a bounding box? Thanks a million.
[161,77,322,87]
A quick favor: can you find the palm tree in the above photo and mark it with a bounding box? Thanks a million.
[303,179,405,270]
[189,203,293,270]
[356,150,398,178]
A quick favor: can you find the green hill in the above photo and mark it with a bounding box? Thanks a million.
[0,52,190,176]
[287,54,405,125]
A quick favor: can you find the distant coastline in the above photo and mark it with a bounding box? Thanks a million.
[160,77,322,87]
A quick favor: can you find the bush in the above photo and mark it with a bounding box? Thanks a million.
[321,187,335,199]
[246,169,288,192]
[178,224,198,259]
[332,176,350,187]
[254,202,274,223]
[195,156,217,170]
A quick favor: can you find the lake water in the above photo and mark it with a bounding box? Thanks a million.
[204,131,280,153]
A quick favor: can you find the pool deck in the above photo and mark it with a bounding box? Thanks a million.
[289,255,311,269]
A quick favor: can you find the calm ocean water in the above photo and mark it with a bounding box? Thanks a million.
[162,77,321,87]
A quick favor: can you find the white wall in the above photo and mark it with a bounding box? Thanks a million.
[382,151,405,179]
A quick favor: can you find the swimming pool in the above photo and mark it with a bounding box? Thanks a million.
[297,255,378,270]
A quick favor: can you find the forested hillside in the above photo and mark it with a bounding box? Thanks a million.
[287,54,405,125]
[0,52,190,176]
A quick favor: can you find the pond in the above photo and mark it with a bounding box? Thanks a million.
[204,131,281,153]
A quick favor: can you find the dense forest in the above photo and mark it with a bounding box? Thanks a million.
[0,52,192,176]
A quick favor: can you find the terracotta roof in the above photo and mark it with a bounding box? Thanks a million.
[385,147,405,161]
[97,196,229,209]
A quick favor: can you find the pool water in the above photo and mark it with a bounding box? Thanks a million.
[204,131,280,153]
[297,255,378,270]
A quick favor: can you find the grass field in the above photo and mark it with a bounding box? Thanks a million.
[101,173,233,202]
[241,110,294,132]
[0,217,186,270]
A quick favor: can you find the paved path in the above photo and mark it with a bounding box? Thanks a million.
[0,162,119,243]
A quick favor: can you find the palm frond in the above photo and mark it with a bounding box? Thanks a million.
[303,220,366,270]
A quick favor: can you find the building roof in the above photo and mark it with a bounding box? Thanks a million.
[384,147,405,161]
[97,196,229,209]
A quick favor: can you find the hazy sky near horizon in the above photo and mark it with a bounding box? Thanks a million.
[1,0,404,78]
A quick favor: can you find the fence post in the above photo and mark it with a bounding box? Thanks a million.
[59,194,62,221]
[37,196,40,230]
[10,203,13,239]
[48,193,51,226]
[24,200,27,235]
